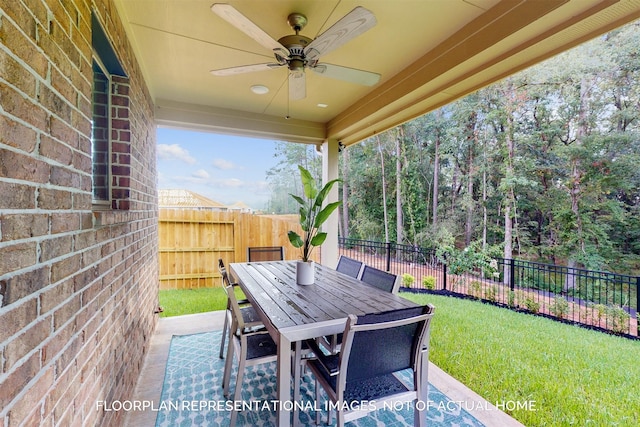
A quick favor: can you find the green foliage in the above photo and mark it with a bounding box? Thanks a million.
[507,290,516,308]
[267,21,640,273]
[524,297,540,313]
[470,281,483,299]
[422,275,436,289]
[288,165,341,261]
[550,296,570,319]
[401,273,415,287]
[484,285,498,302]
[606,306,631,334]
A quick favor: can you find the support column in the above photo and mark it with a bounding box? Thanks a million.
[322,138,339,267]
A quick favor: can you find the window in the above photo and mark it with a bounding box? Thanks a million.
[91,57,111,204]
[91,12,129,209]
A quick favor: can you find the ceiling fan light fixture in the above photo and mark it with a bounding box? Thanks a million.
[250,85,269,95]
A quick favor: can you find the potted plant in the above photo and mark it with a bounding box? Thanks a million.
[288,165,341,285]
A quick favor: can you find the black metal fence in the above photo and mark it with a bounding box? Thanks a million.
[339,237,639,338]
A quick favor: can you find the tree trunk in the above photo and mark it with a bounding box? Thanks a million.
[564,77,590,291]
[432,112,441,227]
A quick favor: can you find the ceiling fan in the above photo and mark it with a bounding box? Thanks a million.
[210,3,380,100]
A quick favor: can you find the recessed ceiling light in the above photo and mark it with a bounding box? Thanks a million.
[317,103,328,108]
[250,85,269,95]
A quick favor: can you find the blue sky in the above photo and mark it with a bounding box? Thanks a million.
[156,127,280,209]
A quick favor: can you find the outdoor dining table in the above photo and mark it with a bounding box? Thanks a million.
[229,260,419,427]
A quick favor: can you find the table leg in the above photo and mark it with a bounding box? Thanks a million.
[277,334,292,427]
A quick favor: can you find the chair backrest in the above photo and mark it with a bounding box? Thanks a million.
[218,258,233,286]
[247,246,284,262]
[340,305,435,384]
[223,282,247,329]
[360,265,399,294]
[336,256,364,279]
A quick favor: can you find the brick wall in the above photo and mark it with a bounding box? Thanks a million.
[0,1,158,426]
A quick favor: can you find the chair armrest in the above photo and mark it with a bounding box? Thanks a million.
[305,339,339,376]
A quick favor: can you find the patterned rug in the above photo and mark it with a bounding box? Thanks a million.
[155,331,485,426]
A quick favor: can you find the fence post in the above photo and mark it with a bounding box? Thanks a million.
[443,254,448,291]
[636,276,640,337]
[510,258,515,291]
[385,242,392,272]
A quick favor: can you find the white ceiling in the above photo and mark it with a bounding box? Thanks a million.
[113,0,640,146]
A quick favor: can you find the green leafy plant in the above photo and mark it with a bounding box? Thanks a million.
[484,285,498,302]
[606,305,630,334]
[422,275,436,290]
[550,296,570,319]
[524,297,540,313]
[401,273,415,287]
[288,165,341,262]
[507,290,516,307]
[470,281,483,299]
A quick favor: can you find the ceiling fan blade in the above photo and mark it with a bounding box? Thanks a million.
[310,63,380,86]
[210,63,282,76]
[289,71,306,100]
[211,3,289,58]
[304,6,376,62]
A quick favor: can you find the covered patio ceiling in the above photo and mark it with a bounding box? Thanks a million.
[113,0,640,147]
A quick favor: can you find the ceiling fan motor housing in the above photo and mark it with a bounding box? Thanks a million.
[277,34,312,71]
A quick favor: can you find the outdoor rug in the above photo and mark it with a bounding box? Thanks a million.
[155,331,485,426]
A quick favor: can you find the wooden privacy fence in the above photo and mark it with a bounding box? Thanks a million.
[158,209,313,289]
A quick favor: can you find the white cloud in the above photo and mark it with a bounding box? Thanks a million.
[212,158,236,170]
[192,169,210,179]
[157,144,197,164]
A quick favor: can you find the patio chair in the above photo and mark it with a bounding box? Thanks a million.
[217,259,263,359]
[247,246,284,261]
[221,281,278,426]
[323,263,396,354]
[336,255,364,279]
[306,304,435,427]
[360,265,399,294]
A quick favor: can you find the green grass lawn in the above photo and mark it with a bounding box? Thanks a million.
[158,287,227,317]
[158,288,640,426]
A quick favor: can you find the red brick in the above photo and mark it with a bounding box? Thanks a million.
[53,295,81,330]
[3,318,51,371]
[0,82,49,130]
[7,366,54,427]
[0,3,48,79]
[0,242,37,276]
[50,254,81,283]
[50,212,80,233]
[0,299,38,343]
[38,187,72,210]
[0,213,49,241]
[0,181,36,209]
[0,147,50,182]
[0,48,37,98]
[0,352,40,408]
[40,234,73,262]
[0,267,49,307]
[0,115,38,152]
[40,135,74,165]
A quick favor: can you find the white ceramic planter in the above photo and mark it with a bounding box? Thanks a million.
[296,260,315,285]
